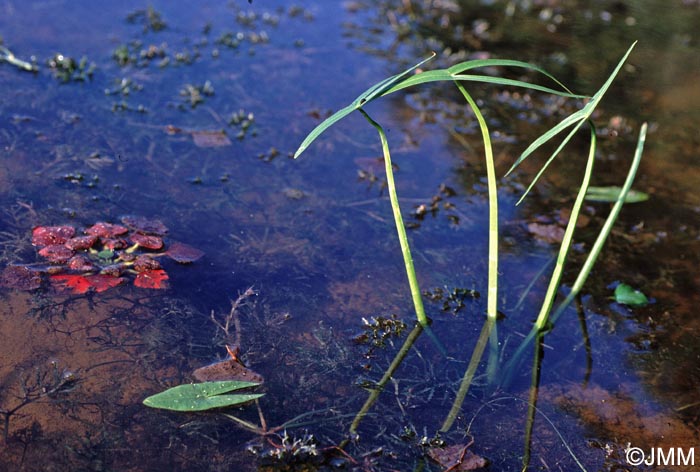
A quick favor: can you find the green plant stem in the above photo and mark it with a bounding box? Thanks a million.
[532,126,597,332]
[359,109,428,327]
[454,83,500,384]
[440,317,494,432]
[521,333,543,471]
[501,123,647,386]
[548,122,647,326]
[348,322,424,437]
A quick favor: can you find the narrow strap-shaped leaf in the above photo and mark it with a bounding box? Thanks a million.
[505,107,588,177]
[294,53,435,159]
[384,72,584,99]
[515,117,591,205]
[294,102,357,158]
[506,42,637,196]
[383,58,584,98]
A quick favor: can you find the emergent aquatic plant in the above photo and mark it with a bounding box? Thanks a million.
[294,42,647,469]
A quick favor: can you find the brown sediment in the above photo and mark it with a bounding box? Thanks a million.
[541,383,700,471]
[0,290,180,470]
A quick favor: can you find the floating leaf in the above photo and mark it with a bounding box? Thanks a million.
[121,216,168,236]
[51,274,125,294]
[1,265,42,290]
[65,235,99,250]
[165,242,204,263]
[85,222,128,238]
[88,274,126,292]
[614,283,649,307]
[585,186,649,203]
[100,264,125,277]
[38,245,75,264]
[102,238,128,250]
[32,225,75,246]
[191,129,232,148]
[67,255,96,271]
[134,268,169,289]
[130,232,164,250]
[142,380,263,411]
[133,255,161,272]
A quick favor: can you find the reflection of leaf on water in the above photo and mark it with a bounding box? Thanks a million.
[142,380,263,411]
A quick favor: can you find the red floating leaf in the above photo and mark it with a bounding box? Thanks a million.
[50,274,93,294]
[51,273,125,294]
[67,255,96,271]
[38,245,75,264]
[102,238,128,250]
[65,235,98,251]
[165,242,204,263]
[191,129,232,148]
[134,269,169,289]
[85,222,128,238]
[32,225,75,247]
[121,216,168,236]
[1,265,42,290]
[130,232,164,250]
[133,255,161,272]
[87,274,126,292]
[100,264,125,277]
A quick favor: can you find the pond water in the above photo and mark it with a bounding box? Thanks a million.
[1,1,699,470]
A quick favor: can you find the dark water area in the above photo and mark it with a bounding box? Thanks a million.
[1,1,699,470]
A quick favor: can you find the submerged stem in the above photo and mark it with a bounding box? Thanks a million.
[359,109,428,327]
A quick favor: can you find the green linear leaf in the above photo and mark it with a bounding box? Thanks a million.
[294,53,435,159]
[507,42,637,200]
[143,380,263,412]
[585,186,649,203]
[383,58,584,98]
[384,72,584,99]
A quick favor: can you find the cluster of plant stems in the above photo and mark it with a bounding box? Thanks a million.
[294,42,646,470]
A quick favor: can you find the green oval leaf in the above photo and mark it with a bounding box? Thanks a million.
[614,283,649,307]
[585,186,649,203]
[143,380,263,411]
